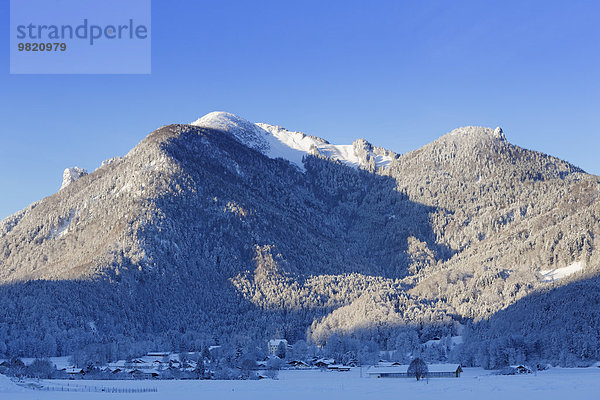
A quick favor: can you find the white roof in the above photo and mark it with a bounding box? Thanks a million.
[428,364,462,373]
[146,352,169,357]
[367,364,461,374]
[268,339,288,346]
[314,358,335,365]
[108,360,126,368]
[367,365,409,374]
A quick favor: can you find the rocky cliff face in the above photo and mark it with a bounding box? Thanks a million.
[60,167,88,190]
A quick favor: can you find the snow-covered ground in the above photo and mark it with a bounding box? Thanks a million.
[0,373,25,392]
[2,366,600,400]
[540,260,585,282]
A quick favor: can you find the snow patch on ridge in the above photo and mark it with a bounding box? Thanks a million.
[259,123,395,170]
[51,209,76,239]
[191,112,394,171]
[540,260,585,282]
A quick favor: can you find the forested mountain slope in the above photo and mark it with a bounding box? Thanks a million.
[1,113,599,366]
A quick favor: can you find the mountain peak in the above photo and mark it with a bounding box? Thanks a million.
[191,111,270,153]
[443,126,507,143]
[493,126,505,139]
[190,111,395,171]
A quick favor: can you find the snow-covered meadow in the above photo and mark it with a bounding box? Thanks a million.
[2,367,600,400]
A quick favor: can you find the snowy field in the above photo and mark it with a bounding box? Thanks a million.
[2,367,600,400]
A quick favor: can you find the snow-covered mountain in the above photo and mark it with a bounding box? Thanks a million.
[191,111,396,171]
[1,112,600,368]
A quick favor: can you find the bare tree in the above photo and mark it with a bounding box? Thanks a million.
[408,358,428,381]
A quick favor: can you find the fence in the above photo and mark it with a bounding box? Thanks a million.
[21,382,157,393]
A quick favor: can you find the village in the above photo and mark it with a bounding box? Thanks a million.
[0,338,538,382]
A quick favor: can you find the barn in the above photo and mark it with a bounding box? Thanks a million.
[367,364,462,378]
[427,364,463,377]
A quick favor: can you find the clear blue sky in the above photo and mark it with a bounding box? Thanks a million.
[1,0,599,219]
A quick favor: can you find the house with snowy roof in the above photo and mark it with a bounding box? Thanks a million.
[287,360,310,368]
[64,367,85,377]
[129,368,159,379]
[313,358,335,368]
[268,339,288,356]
